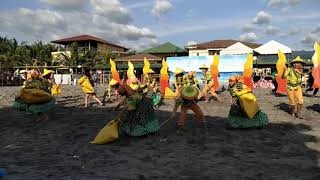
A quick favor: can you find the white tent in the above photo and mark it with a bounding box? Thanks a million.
[220,42,253,55]
[254,40,292,55]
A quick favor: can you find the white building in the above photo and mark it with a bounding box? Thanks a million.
[186,39,261,56]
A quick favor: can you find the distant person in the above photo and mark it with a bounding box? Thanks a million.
[271,71,278,94]
[78,69,103,108]
[305,68,319,96]
[282,56,305,119]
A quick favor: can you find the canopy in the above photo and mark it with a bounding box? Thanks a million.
[254,40,292,55]
[220,42,253,55]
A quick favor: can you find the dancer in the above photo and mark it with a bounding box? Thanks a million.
[199,64,221,103]
[227,75,269,129]
[102,79,119,103]
[171,68,186,116]
[14,69,56,122]
[171,85,206,132]
[112,82,160,136]
[185,71,199,88]
[282,56,305,119]
[109,79,134,110]
[305,68,319,96]
[78,69,103,107]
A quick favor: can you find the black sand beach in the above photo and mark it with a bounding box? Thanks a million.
[0,85,320,179]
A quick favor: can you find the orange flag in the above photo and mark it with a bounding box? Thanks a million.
[312,42,320,88]
[243,53,253,90]
[110,59,121,84]
[160,59,170,93]
[210,53,219,91]
[276,50,287,94]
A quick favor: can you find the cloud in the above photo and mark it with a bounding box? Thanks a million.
[288,0,302,6]
[0,5,157,49]
[239,32,259,42]
[266,0,286,8]
[152,0,173,18]
[300,26,320,46]
[279,28,300,37]
[0,8,68,40]
[241,24,257,32]
[186,41,197,46]
[90,0,132,24]
[116,25,156,40]
[301,34,319,45]
[40,0,88,10]
[266,0,303,9]
[253,11,272,25]
[311,26,320,34]
[264,25,280,35]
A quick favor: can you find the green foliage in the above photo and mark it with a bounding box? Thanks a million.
[0,36,58,71]
[0,36,119,72]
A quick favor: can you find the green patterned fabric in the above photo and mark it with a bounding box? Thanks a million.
[152,93,162,107]
[227,104,268,128]
[121,88,160,137]
[122,113,159,136]
[14,98,55,115]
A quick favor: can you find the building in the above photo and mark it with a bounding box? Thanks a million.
[186,39,261,56]
[51,34,129,53]
[51,34,129,65]
[141,42,188,59]
[254,40,292,69]
[117,53,162,64]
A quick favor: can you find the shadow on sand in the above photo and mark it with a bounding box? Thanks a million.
[306,104,320,113]
[274,103,291,114]
[0,105,319,180]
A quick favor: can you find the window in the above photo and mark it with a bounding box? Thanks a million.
[209,50,220,55]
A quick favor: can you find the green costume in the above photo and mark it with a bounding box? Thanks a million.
[201,72,213,84]
[14,78,55,115]
[121,88,160,136]
[283,68,303,90]
[184,75,199,87]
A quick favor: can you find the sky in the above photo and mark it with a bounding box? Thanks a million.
[0,0,319,51]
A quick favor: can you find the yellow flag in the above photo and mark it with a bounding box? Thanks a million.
[243,53,253,77]
[160,59,168,75]
[110,59,121,83]
[143,57,151,74]
[312,42,320,67]
[127,60,135,78]
[276,50,286,76]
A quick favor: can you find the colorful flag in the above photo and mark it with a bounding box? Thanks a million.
[160,59,170,93]
[276,50,287,93]
[312,42,320,88]
[110,59,121,84]
[210,53,219,91]
[243,53,254,90]
[143,57,151,75]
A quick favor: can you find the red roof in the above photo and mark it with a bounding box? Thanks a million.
[188,39,261,50]
[118,53,161,62]
[51,35,128,50]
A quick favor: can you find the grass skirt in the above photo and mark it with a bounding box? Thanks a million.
[14,98,55,115]
[122,113,160,136]
[227,104,269,128]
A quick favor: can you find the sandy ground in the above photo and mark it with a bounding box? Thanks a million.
[0,85,320,180]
